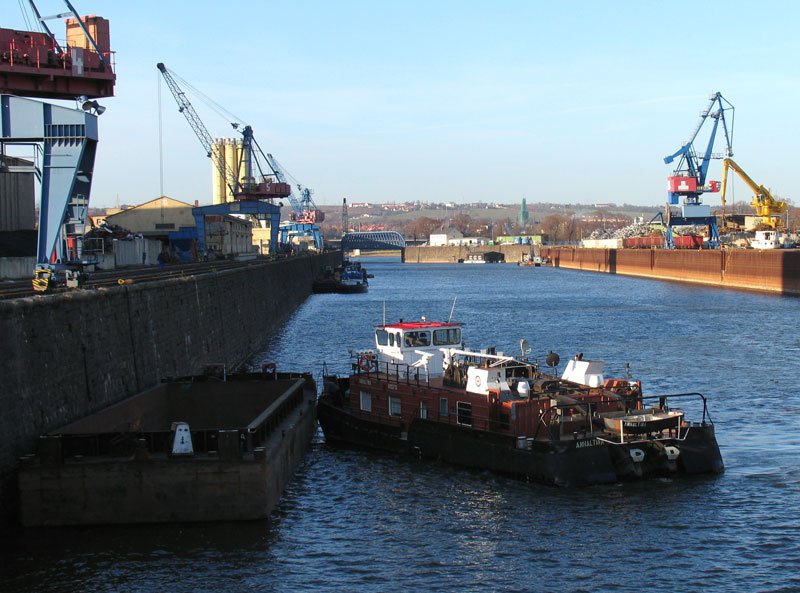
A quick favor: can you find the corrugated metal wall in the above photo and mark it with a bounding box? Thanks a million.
[0,159,36,231]
[543,247,800,296]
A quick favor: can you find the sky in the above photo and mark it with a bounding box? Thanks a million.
[5,1,800,208]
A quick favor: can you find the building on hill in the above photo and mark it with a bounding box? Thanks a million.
[429,227,463,246]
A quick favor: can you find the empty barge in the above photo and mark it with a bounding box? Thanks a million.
[18,368,317,526]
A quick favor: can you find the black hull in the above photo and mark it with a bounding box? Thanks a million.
[312,280,368,294]
[317,397,724,487]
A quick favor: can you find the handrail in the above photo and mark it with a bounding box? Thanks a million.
[532,392,711,442]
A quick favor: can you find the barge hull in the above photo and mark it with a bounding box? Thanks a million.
[318,398,723,486]
[19,375,318,526]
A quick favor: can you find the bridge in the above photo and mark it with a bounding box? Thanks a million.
[341,231,406,251]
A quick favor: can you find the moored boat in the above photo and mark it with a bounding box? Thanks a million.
[312,260,369,293]
[319,318,724,486]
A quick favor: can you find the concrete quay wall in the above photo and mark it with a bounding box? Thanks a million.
[403,244,536,263]
[542,247,800,296]
[0,252,339,524]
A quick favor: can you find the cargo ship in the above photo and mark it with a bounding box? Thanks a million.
[319,318,724,486]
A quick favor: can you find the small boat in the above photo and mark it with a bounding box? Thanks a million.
[518,253,549,267]
[462,251,505,264]
[319,318,723,486]
[312,260,369,293]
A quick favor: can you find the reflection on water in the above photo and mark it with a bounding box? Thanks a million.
[4,259,800,593]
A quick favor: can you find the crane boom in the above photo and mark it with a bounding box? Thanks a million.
[157,62,231,192]
[720,158,787,229]
[665,92,734,205]
[157,62,290,202]
[265,153,325,223]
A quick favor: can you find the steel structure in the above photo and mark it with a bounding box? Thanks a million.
[663,92,734,248]
[0,2,115,99]
[720,158,787,229]
[263,153,324,250]
[157,62,286,253]
[1,95,98,265]
[156,63,290,202]
[1,2,114,288]
[341,231,406,251]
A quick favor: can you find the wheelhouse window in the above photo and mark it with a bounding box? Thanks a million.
[433,328,462,346]
[388,333,395,347]
[456,401,473,427]
[375,330,389,346]
[403,330,431,347]
[389,396,402,416]
[360,391,372,412]
[439,397,449,416]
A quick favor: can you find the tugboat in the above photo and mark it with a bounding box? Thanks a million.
[319,318,724,486]
[312,260,369,294]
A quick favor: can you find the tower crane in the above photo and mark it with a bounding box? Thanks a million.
[720,158,787,229]
[662,92,734,248]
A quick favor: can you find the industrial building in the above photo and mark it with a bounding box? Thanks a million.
[104,196,196,239]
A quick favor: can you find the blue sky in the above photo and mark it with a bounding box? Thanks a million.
[6,1,799,207]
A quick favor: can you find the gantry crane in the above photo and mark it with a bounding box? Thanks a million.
[720,158,787,229]
[1,1,115,290]
[662,92,734,248]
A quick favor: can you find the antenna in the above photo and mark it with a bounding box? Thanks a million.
[448,297,457,323]
[382,300,386,326]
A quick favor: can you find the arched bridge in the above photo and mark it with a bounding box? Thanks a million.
[341,231,406,251]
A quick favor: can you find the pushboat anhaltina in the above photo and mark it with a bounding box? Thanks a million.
[319,318,723,486]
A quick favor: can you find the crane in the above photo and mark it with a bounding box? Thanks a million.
[263,153,325,251]
[720,158,787,229]
[1,1,114,291]
[264,153,324,224]
[662,92,734,248]
[156,63,290,202]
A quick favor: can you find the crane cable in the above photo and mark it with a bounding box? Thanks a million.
[164,66,249,132]
[18,0,34,31]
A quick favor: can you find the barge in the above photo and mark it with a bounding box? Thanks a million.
[319,318,723,486]
[18,367,317,526]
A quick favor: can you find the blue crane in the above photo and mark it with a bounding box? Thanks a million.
[662,92,734,249]
[264,153,325,251]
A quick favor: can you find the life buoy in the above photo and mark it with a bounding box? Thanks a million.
[359,354,375,372]
[475,376,481,387]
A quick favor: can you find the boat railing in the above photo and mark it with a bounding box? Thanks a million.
[531,392,712,442]
[640,392,713,425]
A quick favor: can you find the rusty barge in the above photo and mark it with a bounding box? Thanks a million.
[18,368,317,526]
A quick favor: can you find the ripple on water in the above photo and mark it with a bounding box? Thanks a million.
[4,260,799,592]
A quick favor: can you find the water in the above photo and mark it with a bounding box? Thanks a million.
[3,259,800,593]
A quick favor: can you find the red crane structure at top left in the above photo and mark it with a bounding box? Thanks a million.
[0,1,114,99]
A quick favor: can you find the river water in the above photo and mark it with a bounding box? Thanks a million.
[3,259,799,593]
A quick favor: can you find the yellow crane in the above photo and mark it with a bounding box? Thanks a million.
[720,158,788,229]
